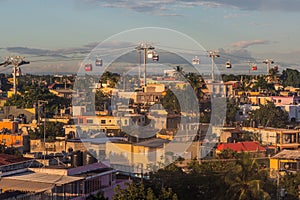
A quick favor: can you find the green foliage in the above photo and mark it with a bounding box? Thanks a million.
[225,153,271,200]
[252,76,274,91]
[0,144,21,156]
[222,74,240,82]
[100,71,120,88]
[280,172,300,199]
[5,86,70,116]
[28,122,65,141]
[249,101,289,128]
[113,182,177,200]
[226,99,239,125]
[87,191,108,200]
[281,68,300,87]
[160,89,180,113]
[95,90,111,111]
[219,149,238,159]
[143,153,275,200]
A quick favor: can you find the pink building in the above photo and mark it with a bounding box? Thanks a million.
[270,96,300,106]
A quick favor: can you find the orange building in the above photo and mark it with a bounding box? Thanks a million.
[0,134,22,147]
[0,121,18,134]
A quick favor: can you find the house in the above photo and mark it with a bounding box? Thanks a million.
[106,138,168,173]
[0,120,19,134]
[269,150,300,178]
[278,105,300,122]
[270,96,300,106]
[0,162,123,200]
[242,127,300,150]
[216,141,266,156]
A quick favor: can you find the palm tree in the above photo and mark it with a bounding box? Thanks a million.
[225,153,271,200]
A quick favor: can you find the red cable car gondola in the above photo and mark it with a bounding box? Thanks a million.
[153,54,159,62]
[252,65,257,71]
[84,64,93,71]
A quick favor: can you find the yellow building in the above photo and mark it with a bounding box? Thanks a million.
[106,138,168,172]
[269,150,300,178]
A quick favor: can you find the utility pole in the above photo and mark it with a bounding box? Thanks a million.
[248,60,252,75]
[208,51,220,82]
[0,56,30,94]
[38,100,48,160]
[263,59,274,75]
[137,49,141,88]
[135,43,155,87]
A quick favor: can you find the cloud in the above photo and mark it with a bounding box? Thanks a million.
[216,48,256,64]
[78,0,300,15]
[5,41,136,58]
[6,45,94,58]
[229,40,271,49]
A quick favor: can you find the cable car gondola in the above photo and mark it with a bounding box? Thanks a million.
[192,56,200,65]
[273,65,278,71]
[152,54,159,62]
[147,50,154,59]
[226,60,232,68]
[84,64,93,72]
[252,65,257,71]
[95,58,103,67]
[15,67,21,77]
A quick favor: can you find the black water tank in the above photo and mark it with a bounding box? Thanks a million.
[72,151,83,167]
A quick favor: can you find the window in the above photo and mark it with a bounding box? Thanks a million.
[79,118,83,124]
[278,99,282,103]
[101,120,106,124]
[87,119,93,124]
[16,140,20,145]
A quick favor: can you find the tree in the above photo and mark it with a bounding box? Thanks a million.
[280,172,300,199]
[113,182,177,200]
[252,76,274,91]
[225,153,271,200]
[281,68,300,87]
[87,191,108,200]
[28,122,65,141]
[249,101,289,128]
[226,99,239,125]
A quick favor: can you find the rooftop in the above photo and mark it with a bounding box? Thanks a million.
[217,141,266,153]
[0,154,32,166]
[135,138,169,148]
[272,150,300,160]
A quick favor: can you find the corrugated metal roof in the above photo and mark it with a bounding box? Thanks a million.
[5,172,84,185]
[0,179,53,193]
[0,172,84,192]
[272,150,300,160]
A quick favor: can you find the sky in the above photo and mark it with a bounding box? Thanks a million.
[0,0,300,74]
